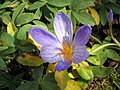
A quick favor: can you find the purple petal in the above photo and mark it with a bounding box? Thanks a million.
[107,9,113,23]
[40,45,63,63]
[29,27,59,47]
[55,60,72,72]
[73,24,92,46]
[72,46,89,64]
[54,12,73,44]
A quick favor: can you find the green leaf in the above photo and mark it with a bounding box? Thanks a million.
[1,32,14,47]
[72,11,95,26]
[70,0,95,10]
[33,20,48,30]
[42,73,57,83]
[16,81,39,90]
[64,80,82,90]
[35,8,42,18]
[103,36,111,44]
[98,49,108,65]
[77,66,94,80]
[78,78,88,89]
[105,3,120,14]
[88,48,108,65]
[12,3,26,21]
[40,81,60,90]
[0,57,7,70]
[87,55,100,65]
[91,66,113,77]
[0,1,11,9]
[33,65,44,81]
[2,12,11,25]
[15,13,39,26]
[77,62,94,80]
[55,70,70,90]
[17,53,44,66]
[106,49,120,61]
[0,47,16,55]
[91,44,103,55]
[0,47,8,52]
[29,1,46,10]
[46,0,70,7]
[99,7,107,26]
[17,24,32,40]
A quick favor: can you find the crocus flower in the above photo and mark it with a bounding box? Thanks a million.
[29,12,92,72]
[107,9,113,23]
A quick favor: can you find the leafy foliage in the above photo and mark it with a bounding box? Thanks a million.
[0,0,120,90]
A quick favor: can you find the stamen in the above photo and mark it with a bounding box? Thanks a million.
[60,44,74,62]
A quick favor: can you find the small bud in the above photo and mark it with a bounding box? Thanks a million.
[107,9,113,23]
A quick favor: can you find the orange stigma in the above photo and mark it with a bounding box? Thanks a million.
[60,44,74,62]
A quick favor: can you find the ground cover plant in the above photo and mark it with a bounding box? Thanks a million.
[0,0,120,90]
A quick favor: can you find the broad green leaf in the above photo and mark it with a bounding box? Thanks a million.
[16,81,39,90]
[103,36,111,44]
[88,7,100,25]
[55,70,70,90]
[90,66,113,77]
[70,0,95,10]
[106,49,120,61]
[33,20,48,30]
[35,8,42,18]
[29,1,46,10]
[87,55,100,65]
[22,0,28,2]
[42,73,57,82]
[12,3,26,21]
[0,57,7,70]
[0,47,8,52]
[78,78,88,89]
[99,7,107,26]
[17,53,44,66]
[2,12,11,25]
[7,21,18,36]
[1,32,14,47]
[40,81,60,90]
[77,61,94,80]
[98,49,108,65]
[72,11,95,26]
[15,13,39,26]
[88,48,108,65]
[46,0,70,7]
[0,1,11,9]
[20,45,36,52]
[17,24,32,40]
[0,47,16,55]
[33,65,44,81]
[46,4,59,15]
[105,3,120,14]
[91,44,103,55]
[64,80,82,90]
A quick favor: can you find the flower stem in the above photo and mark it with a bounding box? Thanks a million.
[109,23,120,48]
[89,43,117,55]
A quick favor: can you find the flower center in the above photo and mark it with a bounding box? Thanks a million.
[60,44,74,62]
